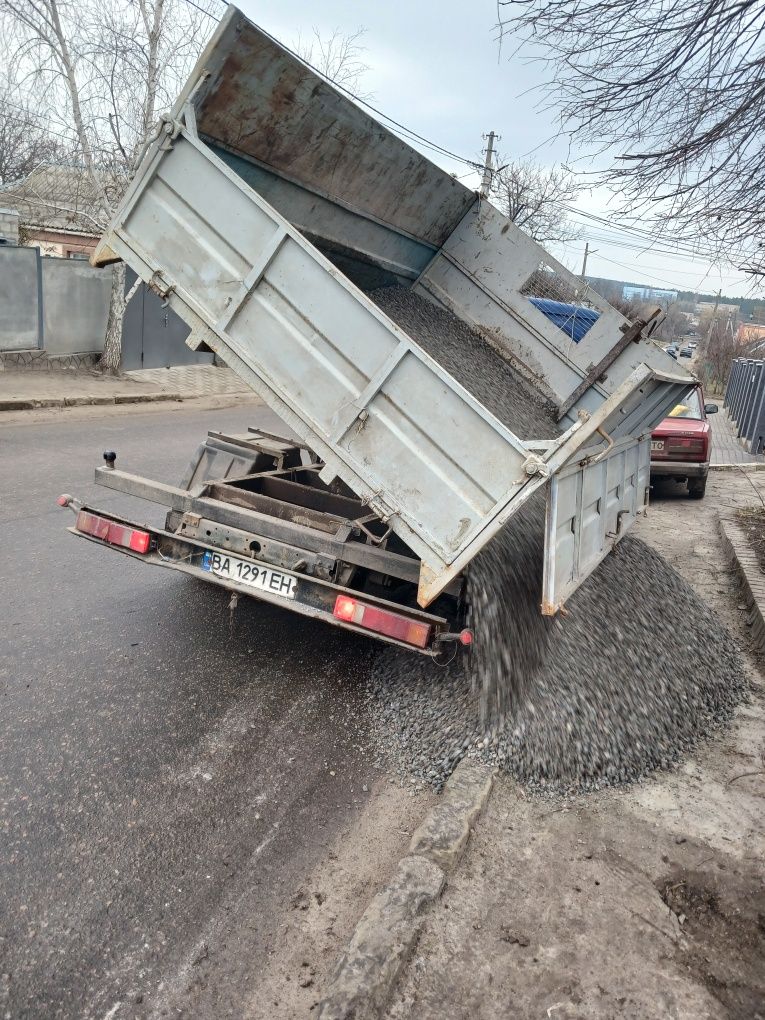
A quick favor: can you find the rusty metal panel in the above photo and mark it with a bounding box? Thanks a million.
[185,10,475,260]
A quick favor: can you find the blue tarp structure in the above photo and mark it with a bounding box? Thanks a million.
[528,297,600,344]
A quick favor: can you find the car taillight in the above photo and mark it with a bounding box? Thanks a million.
[76,510,151,554]
[666,436,707,460]
[333,595,432,649]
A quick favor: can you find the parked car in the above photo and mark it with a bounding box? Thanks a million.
[666,345,678,359]
[679,346,693,357]
[650,385,718,499]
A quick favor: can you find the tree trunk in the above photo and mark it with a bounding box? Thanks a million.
[101,262,126,375]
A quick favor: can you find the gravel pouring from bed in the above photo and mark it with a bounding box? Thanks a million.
[367,536,747,794]
[369,286,558,722]
[363,286,748,794]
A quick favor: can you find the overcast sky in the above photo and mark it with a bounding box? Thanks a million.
[235,0,753,299]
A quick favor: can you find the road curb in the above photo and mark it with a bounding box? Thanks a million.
[719,514,765,653]
[408,759,494,872]
[710,462,765,471]
[317,762,494,1020]
[0,392,186,412]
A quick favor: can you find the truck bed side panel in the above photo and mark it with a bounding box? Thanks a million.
[108,131,538,584]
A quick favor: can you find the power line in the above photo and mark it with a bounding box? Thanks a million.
[573,228,725,264]
[570,233,728,273]
[180,0,222,21]
[564,205,730,262]
[588,252,701,288]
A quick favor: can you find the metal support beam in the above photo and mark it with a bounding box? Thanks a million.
[94,467,421,583]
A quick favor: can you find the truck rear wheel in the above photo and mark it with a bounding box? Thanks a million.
[688,477,707,499]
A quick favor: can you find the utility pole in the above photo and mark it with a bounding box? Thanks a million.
[480,131,498,198]
[579,242,597,298]
[580,242,590,283]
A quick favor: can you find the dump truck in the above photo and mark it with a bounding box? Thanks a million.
[58,6,691,655]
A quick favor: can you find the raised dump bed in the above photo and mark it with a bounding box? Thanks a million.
[92,5,691,611]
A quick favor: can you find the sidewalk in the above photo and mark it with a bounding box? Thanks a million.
[0,364,251,411]
[710,405,765,465]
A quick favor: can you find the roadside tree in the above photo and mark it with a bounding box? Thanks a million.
[294,27,371,99]
[497,0,765,278]
[0,86,62,186]
[489,157,580,246]
[0,0,216,371]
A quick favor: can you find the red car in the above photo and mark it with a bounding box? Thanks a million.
[650,384,718,499]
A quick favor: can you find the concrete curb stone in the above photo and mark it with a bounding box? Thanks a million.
[710,462,765,472]
[409,760,494,872]
[114,392,183,404]
[0,392,185,412]
[317,762,494,1020]
[316,855,445,1020]
[719,514,765,654]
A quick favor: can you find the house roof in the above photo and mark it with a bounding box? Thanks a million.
[0,164,125,236]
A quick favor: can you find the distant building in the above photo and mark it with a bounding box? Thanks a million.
[0,165,123,258]
[622,284,678,304]
[697,300,740,316]
[736,322,765,345]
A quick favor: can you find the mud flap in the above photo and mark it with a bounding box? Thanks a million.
[541,435,650,614]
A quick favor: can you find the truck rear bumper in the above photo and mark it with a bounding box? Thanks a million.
[67,508,451,655]
[650,461,709,479]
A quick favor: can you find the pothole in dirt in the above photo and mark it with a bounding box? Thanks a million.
[658,867,765,1019]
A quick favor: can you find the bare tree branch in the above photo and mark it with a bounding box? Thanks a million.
[496,0,765,275]
[0,85,62,184]
[294,26,373,100]
[0,0,216,369]
[490,156,581,244]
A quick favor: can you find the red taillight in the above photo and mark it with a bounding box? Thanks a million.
[666,436,707,460]
[76,510,151,554]
[332,595,432,649]
[334,595,357,622]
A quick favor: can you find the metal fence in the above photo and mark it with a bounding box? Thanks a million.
[0,245,112,355]
[0,245,212,369]
[724,358,765,453]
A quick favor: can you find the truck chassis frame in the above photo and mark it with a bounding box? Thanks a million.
[64,430,463,654]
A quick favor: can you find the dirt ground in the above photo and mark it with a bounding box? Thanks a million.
[386,471,765,1020]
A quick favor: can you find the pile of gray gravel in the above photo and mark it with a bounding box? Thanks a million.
[364,286,748,794]
[366,535,747,794]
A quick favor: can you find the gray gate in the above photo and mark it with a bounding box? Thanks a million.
[121,268,213,371]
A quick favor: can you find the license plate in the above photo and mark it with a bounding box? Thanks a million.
[202,550,297,600]
[651,440,665,452]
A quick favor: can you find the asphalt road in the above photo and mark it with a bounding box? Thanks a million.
[0,400,381,1019]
